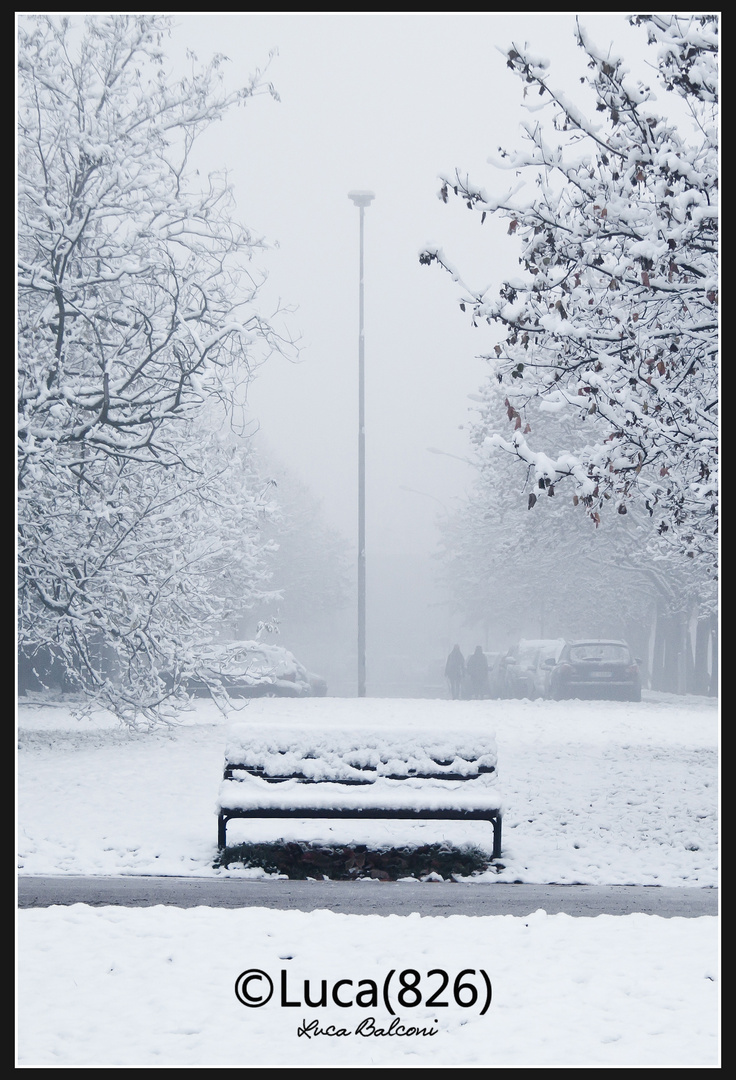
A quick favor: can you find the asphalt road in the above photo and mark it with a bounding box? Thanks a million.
[17,876,718,917]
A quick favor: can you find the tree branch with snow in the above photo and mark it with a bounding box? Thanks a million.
[421,13,718,577]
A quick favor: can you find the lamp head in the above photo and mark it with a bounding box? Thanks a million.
[348,190,375,208]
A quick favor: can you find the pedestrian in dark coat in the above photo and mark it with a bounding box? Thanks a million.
[445,644,465,700]
[467,645,490,699]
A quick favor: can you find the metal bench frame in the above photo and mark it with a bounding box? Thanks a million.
[217,761,503,861]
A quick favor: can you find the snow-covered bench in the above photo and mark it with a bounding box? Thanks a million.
[216,724,503,861]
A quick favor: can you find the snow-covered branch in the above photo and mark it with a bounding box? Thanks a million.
[422,13,718,576]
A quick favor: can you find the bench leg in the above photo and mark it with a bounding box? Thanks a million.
[218,813,227,851]
[491,815,502,861]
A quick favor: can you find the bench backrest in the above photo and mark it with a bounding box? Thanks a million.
[223,723,498,784]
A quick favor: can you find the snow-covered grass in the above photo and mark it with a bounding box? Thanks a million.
[16,692,720,1067]
[17,693,717,885]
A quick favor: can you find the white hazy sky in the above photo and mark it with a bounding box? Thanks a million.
[162,11,657,557]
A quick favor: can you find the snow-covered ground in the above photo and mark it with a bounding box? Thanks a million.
[16,693,720,1067]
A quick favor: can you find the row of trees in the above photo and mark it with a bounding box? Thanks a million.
[423,13,718,691]
[437,407,717,694]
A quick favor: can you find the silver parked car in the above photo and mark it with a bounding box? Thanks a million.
[185,640,327,699]
[500,639,566,699]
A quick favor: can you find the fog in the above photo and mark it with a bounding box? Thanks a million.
[163,13,671,696]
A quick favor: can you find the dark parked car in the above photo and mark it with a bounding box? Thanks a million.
[546,639,642,702]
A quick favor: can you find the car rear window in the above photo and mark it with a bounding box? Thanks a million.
[568,643,631,663]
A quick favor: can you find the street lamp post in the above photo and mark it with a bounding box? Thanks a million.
[348,190,374,698]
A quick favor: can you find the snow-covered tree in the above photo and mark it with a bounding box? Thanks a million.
[17,14,292,723]
[18,418,280,723]
[236,453,354,676]
[437,421,648,638]
[438,375,717,693]
[421,14,718,576]
[258,468,352,628]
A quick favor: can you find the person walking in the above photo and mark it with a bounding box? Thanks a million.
[445,644,465,700]
[467,645,490,699]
